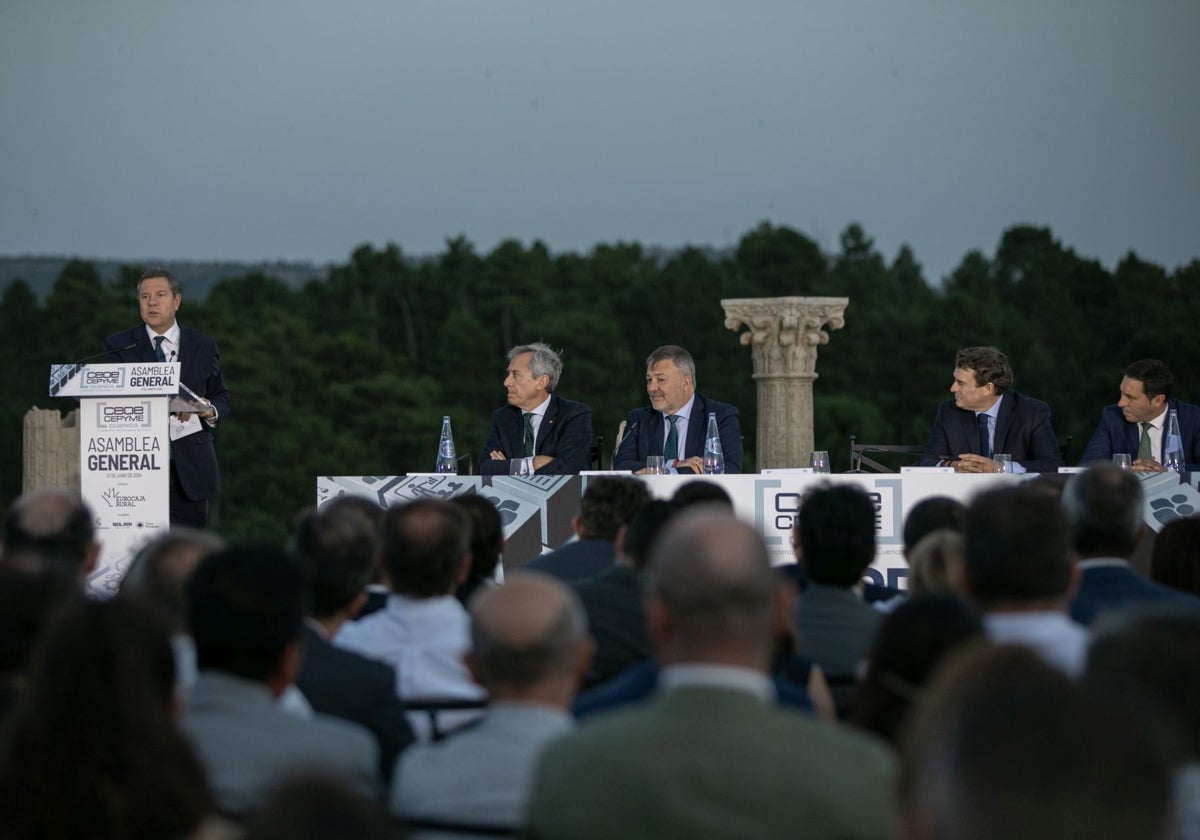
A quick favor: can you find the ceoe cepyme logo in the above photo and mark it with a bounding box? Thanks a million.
[96,401,152,430]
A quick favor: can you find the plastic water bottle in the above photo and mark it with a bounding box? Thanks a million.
[702,412,725,475]
[1163,409,1185,473]
[435,416,458,474]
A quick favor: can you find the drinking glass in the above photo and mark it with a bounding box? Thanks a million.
[810,451,831,474]
[993,453,1013,474]
[1112,453,1132,470]
[509,457,533,477]
[645,455,665,475]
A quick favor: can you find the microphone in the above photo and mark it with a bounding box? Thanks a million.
[73,342,136,366]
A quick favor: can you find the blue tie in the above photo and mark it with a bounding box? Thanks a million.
[153,336,167,362]
[977,414,992,458]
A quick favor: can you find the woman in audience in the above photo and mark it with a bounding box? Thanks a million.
[0,598,231,838]
[850,593,984,746]
[906,528,967,596]
[1150,516,1200,598]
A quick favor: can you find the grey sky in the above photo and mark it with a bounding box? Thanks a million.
[3,1,1197,282]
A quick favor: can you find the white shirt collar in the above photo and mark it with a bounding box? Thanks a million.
[145,322,181,347]
[528,393,552,418]
[660,663,774,704]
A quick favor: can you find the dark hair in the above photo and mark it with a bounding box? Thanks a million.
[671,480,733,510]
[954,346,1014,394]
[1150,516,1200,596]
[187,545,305,681]
[294,510,378,618]
[902,496,966,553]
[645,345,696,387]
[2,489,95,579]
[797,483,877,586]
[0,564,76,679]
[621,500,679,571]
[381,499,470,598]
[138,267,180,296]
[0,599,213,837]
[850,594,984,745]
[242,775,394,840]
[578,477,651,541]
[1062,464,1142,558]
[1123,359,1173,401]
[119,528,224,634]
[450,495,504,582]
[964,485,1071,607]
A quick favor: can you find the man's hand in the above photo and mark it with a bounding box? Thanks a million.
[953,454,999,474]
[532,455,554,470]
[1132,457,1165,473]
[676,456,704,474]
[489,450,507,461]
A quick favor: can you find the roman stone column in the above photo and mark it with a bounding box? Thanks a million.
[722,297,848,470]
[23,407,80,492]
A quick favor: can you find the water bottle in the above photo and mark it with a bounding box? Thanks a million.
[435,416,458,474]
[1163,409,1185,473]
[702,412,725,475]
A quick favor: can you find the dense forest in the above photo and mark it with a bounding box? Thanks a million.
[3,222,1197,545]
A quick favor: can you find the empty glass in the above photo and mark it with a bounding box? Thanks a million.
[645,455,665,475]
[509,457,533,477]
[810,451,831,474]
[993,453,1013,473]
[1112,453,1132,470]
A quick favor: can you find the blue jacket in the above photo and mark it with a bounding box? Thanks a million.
[1079,399,1200,472]
[613,393,743,474]
[477,394,593,475]
[919,390,1062,473]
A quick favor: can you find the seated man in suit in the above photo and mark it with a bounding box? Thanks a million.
[478,342,592,475]
[1063,464,1200,625]
[1080,359,1200,472]
[526,508,895,840]
[613,345,743,474]
[919,345,1062,473]
[292,508,415,784]
[181,546,380,817]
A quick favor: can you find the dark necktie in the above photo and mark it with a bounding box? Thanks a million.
[665,415,679,461]
[978,413,992,458]
[1138,422,1153,460]
[153,335,167,362]
[523,413,535,457]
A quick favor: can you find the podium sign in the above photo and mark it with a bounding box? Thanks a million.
[50,362,178,597]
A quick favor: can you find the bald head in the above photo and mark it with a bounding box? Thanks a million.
[647,507,778,667]
[468,572,589,696]
[2,489,98,580]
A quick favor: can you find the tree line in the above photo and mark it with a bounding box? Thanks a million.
[3,222,1197,545]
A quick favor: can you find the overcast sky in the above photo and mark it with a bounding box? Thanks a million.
[3,1,1196,282]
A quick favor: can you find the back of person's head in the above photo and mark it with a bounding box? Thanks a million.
[578,477,651,541]
[450,494,504,582]
[294,509,378,619]
[0,598,213,838]
[187,545,305,682]
[619,500,679,571]
[468,572,589,696]
[902,644,1171,840]
[964,484,1072,609]
[381,499,470,598]
[647,506,778,665]
[1062,464,1143,558]
[0,564,76,683]
[1124,358,1174,401]
[242,775,395,840]
[670,480,733,511]
[796,483,877,587]
[1150,516,1200,597]
[850,593,984,746]
[119,527,225,634]
[902,496,966,554]
[907,529,966,596]
[2,488,97,581]
[1085,610,1200,766]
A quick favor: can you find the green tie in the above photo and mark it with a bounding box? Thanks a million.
[665,415,679,461]
[1138,422,1153,460]
[523,413,535,457]
[153,335,167,362]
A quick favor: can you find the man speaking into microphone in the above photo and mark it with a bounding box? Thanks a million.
[105,268,231,528]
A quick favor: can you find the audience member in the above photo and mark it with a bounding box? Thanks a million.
[321,494,388,619]
[613,344,744,474]
[918,345,1062,473]
[901,644,1170,840]
[1063,464,1200,624]
[183,545,380,816]
[527,508,896,839]
[292,509,415,784]
[0,564,75,725]
[335,499,485,739]
[524,476,650,582]
[1,488,99,582]
[964,484,1088,676]
[670,479,734,510]
[242,775,397,840]
[391,573,592,833]
[850,593,985,747]
[901,496,966,555]
[1150,516,1200,597]
[906,530,966,596]
[0,599,226,838]
[792,483,882,713]
[450,493,504,605]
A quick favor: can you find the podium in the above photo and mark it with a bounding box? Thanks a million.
[49,361,180,597]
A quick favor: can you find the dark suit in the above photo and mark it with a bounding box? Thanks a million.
[1079,400,1200,471]
[573,565,649,689]
[523,538,614,583]
[295,624,415,784]
[1068,562,1200,626]
[919,391,1062,473]
[613,394,743,474]
[105,325,230,523]
[477,395,592,475]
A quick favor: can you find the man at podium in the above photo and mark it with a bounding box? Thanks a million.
[104,268,231,528]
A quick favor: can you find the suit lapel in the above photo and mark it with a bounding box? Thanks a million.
[684,395,707,459]
[133,328,156,364]
[647,411,665,457]
[993,392,1014,454]
[537,396,559,454]
[954,406,980,456]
